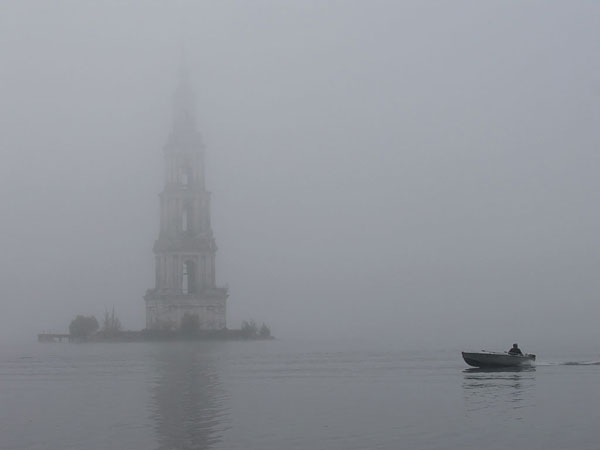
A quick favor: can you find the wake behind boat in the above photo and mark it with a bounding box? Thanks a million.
[462,351,536,368]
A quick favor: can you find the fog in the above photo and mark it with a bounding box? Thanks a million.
[1,1,598,350]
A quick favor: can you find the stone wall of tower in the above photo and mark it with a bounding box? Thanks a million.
[144,69,227,331]
[145,296,226,330]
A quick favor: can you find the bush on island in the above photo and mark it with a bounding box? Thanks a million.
[259,323,271,338]
[101,307,122,336]
[241,320,258,338]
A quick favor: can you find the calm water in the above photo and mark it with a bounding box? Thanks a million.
[1,340,600,450]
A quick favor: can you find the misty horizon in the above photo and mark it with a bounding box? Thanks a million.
[1,1,599,351]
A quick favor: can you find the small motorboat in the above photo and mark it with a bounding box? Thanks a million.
[462,351,536,368]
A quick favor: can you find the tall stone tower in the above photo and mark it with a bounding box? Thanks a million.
[144,64,227,330]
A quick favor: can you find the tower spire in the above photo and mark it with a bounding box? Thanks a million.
[178,41,189,83]
[172,48,196,134]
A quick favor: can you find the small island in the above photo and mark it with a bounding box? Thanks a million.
[38,309,273,343]
[39,65,271,346]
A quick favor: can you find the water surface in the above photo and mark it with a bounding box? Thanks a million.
[1,340,599,449]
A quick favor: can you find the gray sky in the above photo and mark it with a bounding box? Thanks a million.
[1,1,599,350]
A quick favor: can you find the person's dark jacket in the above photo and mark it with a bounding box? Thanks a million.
[508,347,523,356]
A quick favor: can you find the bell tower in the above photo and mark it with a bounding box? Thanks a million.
[144,60,228,330]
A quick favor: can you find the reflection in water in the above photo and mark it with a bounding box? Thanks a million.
[462,367,536,415]
[150,343,230,450]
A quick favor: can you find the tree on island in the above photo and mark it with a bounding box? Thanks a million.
[69,315,99,340]
[241,320,258,338]
[240,320,271,339]
[101,307,122,336]
[259,323,271,338]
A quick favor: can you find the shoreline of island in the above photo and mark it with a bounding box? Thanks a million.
[38,328,275,343]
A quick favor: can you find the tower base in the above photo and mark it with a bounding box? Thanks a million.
[144,288,227,331]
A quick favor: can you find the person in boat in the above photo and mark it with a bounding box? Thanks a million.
[508,343,523,356]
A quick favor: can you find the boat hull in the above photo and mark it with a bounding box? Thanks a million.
[462,351,536,368]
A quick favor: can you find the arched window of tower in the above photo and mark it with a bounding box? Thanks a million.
[182,203,193,233]
[201,255,208,286]
[182,260,196,294]
[180,168,188,186]
[179,165,193,187]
